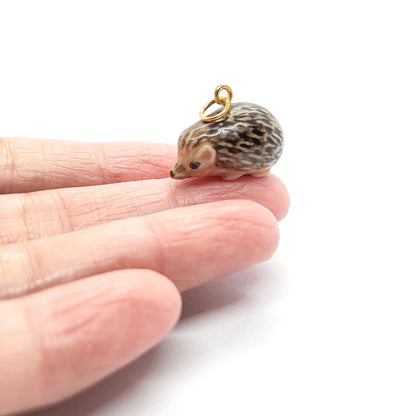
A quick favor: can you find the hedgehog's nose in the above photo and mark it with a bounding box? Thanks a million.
[170,163,188,179]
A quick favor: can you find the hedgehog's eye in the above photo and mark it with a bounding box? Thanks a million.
[189,161,201,170]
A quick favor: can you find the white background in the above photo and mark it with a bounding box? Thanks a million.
[1,0,416,415]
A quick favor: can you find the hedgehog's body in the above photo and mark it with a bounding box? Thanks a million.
[170,102,284,180]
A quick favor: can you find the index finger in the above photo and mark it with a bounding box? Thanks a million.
[0,138,176,194]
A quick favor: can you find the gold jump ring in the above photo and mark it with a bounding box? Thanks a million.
[214,84,233,105]
[199,85,233,122]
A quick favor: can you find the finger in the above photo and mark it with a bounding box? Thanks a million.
[0,174,289,244]
[0,138,176,193]
[0,200,279,299]
[0,269,181,415]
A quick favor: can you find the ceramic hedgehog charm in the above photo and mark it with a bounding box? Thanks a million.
[170,85,283,180]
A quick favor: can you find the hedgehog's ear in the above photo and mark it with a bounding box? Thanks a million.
[195,144,216,164]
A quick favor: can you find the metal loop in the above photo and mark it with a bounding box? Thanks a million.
[199,85,233,122]
[214,84,233,105]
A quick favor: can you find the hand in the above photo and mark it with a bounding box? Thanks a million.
[0,138,289,415]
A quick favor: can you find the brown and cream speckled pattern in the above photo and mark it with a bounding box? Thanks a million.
[178,102,283,171]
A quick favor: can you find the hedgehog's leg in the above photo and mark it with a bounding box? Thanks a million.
[251,168,270,178]
[222,172,245,180]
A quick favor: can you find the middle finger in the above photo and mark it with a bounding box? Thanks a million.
[0,200,279,299]
[0,175,289,244]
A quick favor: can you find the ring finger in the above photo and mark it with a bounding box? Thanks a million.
[0,200,279,299]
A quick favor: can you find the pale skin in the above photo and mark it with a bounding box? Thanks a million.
[0,138,290,415]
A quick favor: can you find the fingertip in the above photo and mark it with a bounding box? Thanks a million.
[120,269,182,334]
[169,199,280,291]
[169,173,290,221]
[59,268,182,365]
[250,174,290,221]
[270,175,290,221]
[233,199,280,262]
[44,268,183,385]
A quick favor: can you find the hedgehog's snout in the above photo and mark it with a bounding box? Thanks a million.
[170,162,189,180]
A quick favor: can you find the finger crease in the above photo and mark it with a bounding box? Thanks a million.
[165,180,180,210]
[143,217,167,277]
[0,138,18,194]
[91,143,110,185]
[20,194,37,242]
[52,189,75,234]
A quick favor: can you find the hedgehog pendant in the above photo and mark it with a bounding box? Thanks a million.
[170,85,284,180]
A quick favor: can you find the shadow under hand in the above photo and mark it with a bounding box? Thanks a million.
[181,261,285,320]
